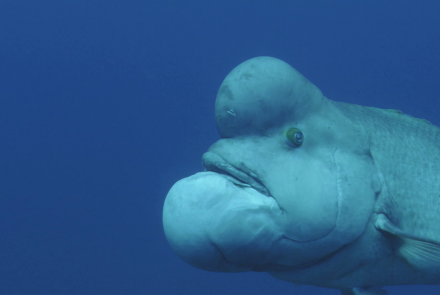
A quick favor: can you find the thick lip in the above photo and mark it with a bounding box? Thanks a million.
[202,151,271,197]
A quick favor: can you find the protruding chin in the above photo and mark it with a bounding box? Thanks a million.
[162,171,284,272]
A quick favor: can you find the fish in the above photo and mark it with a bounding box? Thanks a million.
[163,56,440,295]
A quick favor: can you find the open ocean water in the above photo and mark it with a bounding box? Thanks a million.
[0,1,439,294]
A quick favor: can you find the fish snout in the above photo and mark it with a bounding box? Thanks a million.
[163,171,284,272]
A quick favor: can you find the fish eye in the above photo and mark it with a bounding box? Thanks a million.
[284,127,304,148]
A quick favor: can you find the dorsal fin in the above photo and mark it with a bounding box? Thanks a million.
[375,213,440,269]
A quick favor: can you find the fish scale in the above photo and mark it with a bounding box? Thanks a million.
[336,102,440,244]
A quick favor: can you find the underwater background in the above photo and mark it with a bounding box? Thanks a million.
[0,1,439,294]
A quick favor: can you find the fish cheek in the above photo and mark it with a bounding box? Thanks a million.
[267,154,339,242]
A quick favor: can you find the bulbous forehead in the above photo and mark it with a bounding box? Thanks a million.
[215,56,323,138]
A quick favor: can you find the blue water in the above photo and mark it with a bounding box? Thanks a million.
[0,0,439,294]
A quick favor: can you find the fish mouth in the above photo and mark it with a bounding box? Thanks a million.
[202,151,271,197]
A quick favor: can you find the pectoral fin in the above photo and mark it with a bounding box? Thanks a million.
[340,286,388,295]
[375,213,440,269]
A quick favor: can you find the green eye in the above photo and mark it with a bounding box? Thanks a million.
[284,128,304,148]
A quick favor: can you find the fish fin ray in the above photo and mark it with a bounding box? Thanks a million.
[375,213,440,269]
[398,236,440,269]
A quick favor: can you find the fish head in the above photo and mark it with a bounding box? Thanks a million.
[163,57,380,273]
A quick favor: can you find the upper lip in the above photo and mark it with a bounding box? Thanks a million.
[202,151,271,197]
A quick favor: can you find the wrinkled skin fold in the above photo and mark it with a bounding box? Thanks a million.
[163,57,440,295]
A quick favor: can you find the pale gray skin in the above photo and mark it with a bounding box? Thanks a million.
[162,57,440,295]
